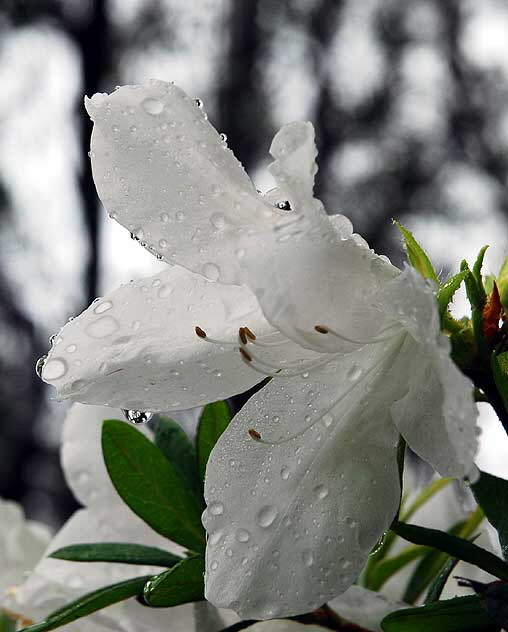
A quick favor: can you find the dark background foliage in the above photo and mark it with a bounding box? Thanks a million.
[1,0,507,527]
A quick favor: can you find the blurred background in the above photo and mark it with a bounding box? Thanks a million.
[1,0,508,528]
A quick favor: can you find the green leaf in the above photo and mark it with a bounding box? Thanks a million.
[102,419,205,553]
[49,542,181,567]
[381,596,498,632]
[484,274,496,299]
[394,221,439,282]
[424,555,461,604]
[497,256,508,310]
[154,417,203,502]
[472,471,508,559]
[473,245,489,303]
[196,401,231,480]
[394,519,508,583]
[143,555,205,607]
[490,353,508,414]
[0,612,16,632]
[437,271,469,329]
[367,545,429,591]
[20,576,151,632]
[461,260,488,355]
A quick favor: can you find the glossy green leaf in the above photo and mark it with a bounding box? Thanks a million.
[424,555,461,604]
[20,576,151,632]
[49,542,181,567]
[154,416,203,502]
[394,221,439,282]
[472,470,508,560]
[437,271,469,329]
[196,401,231,480]
[473,246,489,298]
[381,596,498,632]
[0,613,16,632]
[491,353,508,414]
[458,579,508,628]
[143,555,204,607]
[497,256,508,310]
[394,519,508,582]
[461,260,488,354]
[368,544,429,591]
[102,419,205,553]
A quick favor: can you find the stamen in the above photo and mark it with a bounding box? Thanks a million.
[195,326,207,339]
[248,428,262,441]
[239,327,248,345]
[314,324,401,345]
[244,327,256,340]
[239,347,253,362]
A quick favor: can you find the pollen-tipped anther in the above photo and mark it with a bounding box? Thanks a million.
[244,327,256,340]
[248,428,262,441]
[195,326,207,339]
[314,325,329,334]
[239,327,248,345]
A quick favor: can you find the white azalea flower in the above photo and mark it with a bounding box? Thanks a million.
[40,80,478,619]
[6,404,237,631]
[0,497,52,627]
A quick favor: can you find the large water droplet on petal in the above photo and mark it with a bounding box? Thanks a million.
[208,501,224,516]
[142,97,164,115]
[314,484,329,499]
[256,505,278,528]
[93,300,113,315]
[85,316,120,339]
[123,410,153,424]
[347,364,363,381]
[202,263,220,281]
[236,528,251,543]
[42,358,68,381]
[302,550,314,567]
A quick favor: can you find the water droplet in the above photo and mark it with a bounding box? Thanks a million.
[35,355,47,378]
[66,344,77,353]
[175,211,185,221]
[209,530,223,545]
[280,467,290,481]
[256,505,278,528]
[142,97,164,115]
[347,364,363,381]
[210,212,227,230]
[194,98,204,109]
[210,560,218,571]
[276,200,292,211]
[49,333,57,345]
[93,300,113,315]
[219,132,228,144]
[314,484,329,499]
[42,358,68,380]
[130,125,137,133]
[123,410,153,424]
[208,501,224,516]
[157,285,173,298]
[202,262,220,281]
[160,212,169,222]
[85,316,120,339]
[236,528,251,543]
[322,413,333,428]
[302,550,314,567]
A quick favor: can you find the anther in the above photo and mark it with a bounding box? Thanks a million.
[239,347,253,362]
[239,327,248,345]
[314,325,329,334]
[248,428,261,441]
[195,326,207,339]
[244,327,256,340]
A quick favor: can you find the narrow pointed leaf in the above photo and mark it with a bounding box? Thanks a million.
[0,613,16,632]
[196,401,231,480]
[473,245,489,302]
[424,555,461,604]
[394,221,439,282]
[437,271,469,328]
[393,520,508,582]
[102,419,205,553]
[472,471,508,560]
[19,576,151,632]
[381,596,498,632]
[490,353,508,415]
[461,260,488,354]
[155,416,203,502]
[142,555,204,607]
[49,542,181,567]
[367,545,429,591]
[497,256,508,310]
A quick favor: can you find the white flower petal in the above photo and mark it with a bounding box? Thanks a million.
[42,265,275,411]
[86,79,274,284]
[204,344,403,619]
[0,498,52,597]
[380,267,478,479]
[242,122,399,353]
[329,586,407,632]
